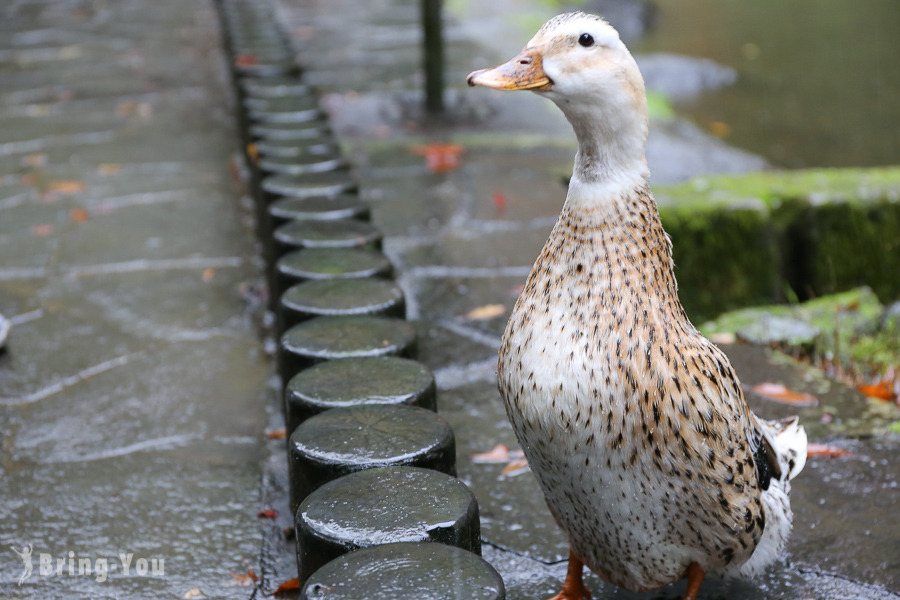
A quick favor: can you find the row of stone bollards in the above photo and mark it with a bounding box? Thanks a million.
[215,0,506,597]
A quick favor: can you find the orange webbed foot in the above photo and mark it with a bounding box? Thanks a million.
[548,549,592,600]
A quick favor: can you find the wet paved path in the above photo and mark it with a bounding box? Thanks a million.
[272,0,900,598]
[1,0,898,598]
[0,0,269,597]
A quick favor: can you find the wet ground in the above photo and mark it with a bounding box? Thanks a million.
[0,0,271,597]
[271,0,900,598]
[1,0,898,598]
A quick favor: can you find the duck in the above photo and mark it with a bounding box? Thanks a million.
[467,12,806,600]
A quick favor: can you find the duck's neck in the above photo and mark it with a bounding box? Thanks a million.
[557,99,649,187]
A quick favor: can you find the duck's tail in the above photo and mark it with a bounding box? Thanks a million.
[759,415,807,482]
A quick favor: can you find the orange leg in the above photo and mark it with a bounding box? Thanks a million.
[548,548,592,600]
[683,562,706,600]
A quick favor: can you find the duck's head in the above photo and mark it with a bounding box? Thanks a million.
[468,12,648,183]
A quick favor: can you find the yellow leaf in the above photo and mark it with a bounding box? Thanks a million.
[47,180,86,194]
[183,589,203,599]
[98,163,122,175]
[201,268,216,282]
[463,304,505,321]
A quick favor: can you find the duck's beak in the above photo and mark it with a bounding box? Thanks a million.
[467,47,552,92]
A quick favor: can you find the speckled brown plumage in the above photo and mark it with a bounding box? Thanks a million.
[498,183,769,590]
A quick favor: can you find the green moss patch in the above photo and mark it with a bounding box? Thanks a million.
[651,167,900,321]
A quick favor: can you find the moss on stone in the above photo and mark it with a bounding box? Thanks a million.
[651,167,900,321]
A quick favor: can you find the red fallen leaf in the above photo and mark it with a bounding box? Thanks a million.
[229,569,258,587]
[750,382,818,406]
[69,208,89,223]
[267,427,287,440]
[492,190,507,215]
[270,578,301,596]
[411,143,464,173]
[807,443,854,458]
[235,53,258,66]
[500,457,531,477]
[257,509,279,519]
[857,380,894,401]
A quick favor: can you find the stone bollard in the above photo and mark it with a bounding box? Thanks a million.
[284,355,436,439]
[240,76,313,99]
[268,195,370,231]
[300,542,505,600]
[250,120,332,142]
[272,219,383,265]
[295,466,481,584]
[272,248,393,305]
[245,96,324,124]
[288,404,456,513]
[279,278,405,334]
[277,316,417,392]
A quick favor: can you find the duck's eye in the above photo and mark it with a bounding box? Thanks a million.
[578,33,594,48]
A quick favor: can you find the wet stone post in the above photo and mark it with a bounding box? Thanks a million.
[214,0,503,596]
[422,0,445,115]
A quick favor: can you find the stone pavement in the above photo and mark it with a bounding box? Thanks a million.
[1,0,899,598]
[270,0,900,598]
[0,0,271,597]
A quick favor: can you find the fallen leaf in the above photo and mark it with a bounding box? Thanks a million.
[258,509,279,519]
[183,589,203,599]
[19,173,36,186]
[750,382,818,406]
[807,443,854,458]
[201,268,216,282]
[857,380,894,401]
[709,121,731,138]
[235,53,258,67]
[270,578,301,596]
[117,101,137,116]
[463,304,505,321]
[470,444,525,463]
[47,180,86,194]
[31,224,54,236]
[98,163,122,175]
[267,427,286,440]
[246,143,259,164]
[23,153,47,167]
[500,457,531,477]
[412,142,464,173]
[69,208,89,223]
[229,570,258,587]
[492,190,507,215]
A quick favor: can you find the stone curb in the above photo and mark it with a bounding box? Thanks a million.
[215,0,504,596]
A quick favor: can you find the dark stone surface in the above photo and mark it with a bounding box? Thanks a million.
[301,542,505,600]
[285,356,436,434]
[256,137,339,159]
[273,248,393,303]
[251,120,332,141]
[258,154,349,177]
[269,195,370,228]
[279,277,405,333]
[296,466,481,583]
[278,316,417,385]
[240,76,313,98]
[245,96,324,124]
[288,404,456,512]
[272,219,383,260]
[262,171,358,200]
